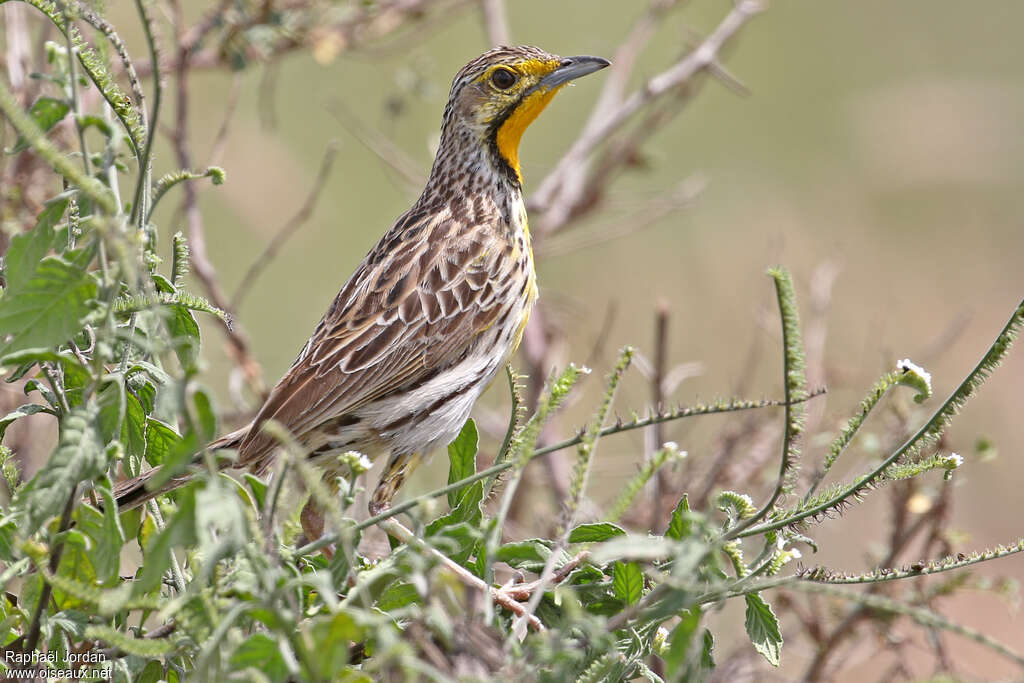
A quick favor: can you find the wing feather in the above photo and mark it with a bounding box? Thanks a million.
[236,206,513,466]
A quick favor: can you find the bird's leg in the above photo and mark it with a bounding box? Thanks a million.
[300,498,332,560]
[300,473,343,560]
[370,452,421,515]
[368,451,544,630]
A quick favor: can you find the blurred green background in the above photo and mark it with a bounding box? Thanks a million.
[109,0,1023,677]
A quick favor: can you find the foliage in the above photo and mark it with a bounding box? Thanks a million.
[1,2,1023,682]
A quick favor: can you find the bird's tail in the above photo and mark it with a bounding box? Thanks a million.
[112,425,250,510]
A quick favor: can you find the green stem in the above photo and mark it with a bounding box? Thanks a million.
[130,0,162,230]
[0,77,117,213]
[294,392,816,557]
[734,298,1024,540]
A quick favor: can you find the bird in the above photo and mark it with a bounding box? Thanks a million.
[113,46,610,541]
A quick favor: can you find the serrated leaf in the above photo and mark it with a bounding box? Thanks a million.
[0,403,53,441]
[569,522,626,544]
[75,488,125,585]
[144,417,182,467]
[11,97,69,153]
[97,378,126,443]
[612,561,643,605]
[446,418,478,508]
[53,540,96,610]
[4,199,67,290]
[745,592,782,666]
[666,494,692,540]
[122,392,147,458]
[0,257,96,356]
[15,402,106,534]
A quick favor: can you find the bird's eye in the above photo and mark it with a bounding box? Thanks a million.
[490,68,517,90]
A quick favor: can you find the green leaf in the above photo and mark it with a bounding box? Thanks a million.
[231,633,291,683]
[97,378,127,443]
[75,489,125,585]
[569,522,626,544]
[122,392,147,458]
[166,305,200,373]
[136,661,166,683]
[144,417,182,467]
[0,348,89,376]
[11,96,69,153]
[53,540,97,610]
[662,608,701,679]
[242,473,267,510]
[0,257,96,356]
[611,561,643,605]
[4,199,67,290]
[446,418,478,508]
[15,402,106,534]
[301,612,363,679]
[78,114,113,139]
[425,481,483,536]
[701,629,715,669]
[190,386,216,441]
[133,487,197,596]
[745,592,783,667]
[0,404,53,441]
[494,539,553,568]
[666,494,692,540]
[376,581,420,611]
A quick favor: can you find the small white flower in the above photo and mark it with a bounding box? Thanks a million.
[340,451,373,474]
[897,358,931,389]
[897,358,933,402]
[653,627,671,656]
[943,452,964,469]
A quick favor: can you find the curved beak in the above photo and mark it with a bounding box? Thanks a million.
[540,55,611,89]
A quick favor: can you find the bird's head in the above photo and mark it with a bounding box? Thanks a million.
[440,46,610,184]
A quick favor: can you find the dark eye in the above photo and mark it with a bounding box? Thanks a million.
[490,68,517,90]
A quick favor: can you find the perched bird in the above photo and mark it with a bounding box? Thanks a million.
[114,46,610,538]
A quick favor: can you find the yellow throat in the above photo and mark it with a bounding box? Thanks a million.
[495,87,561,184]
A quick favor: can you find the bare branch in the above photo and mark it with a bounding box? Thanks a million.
[479,0,509,47]
[232,144,340,309]
[530,0,763,233]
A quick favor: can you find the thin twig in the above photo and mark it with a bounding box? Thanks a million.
[231,144,340,309]
[479,0,509,46]
[648,302,669,531]
[530,0,763,232]
[380,518,544,631]
[21,489,77,659]
[168,0,263,394]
